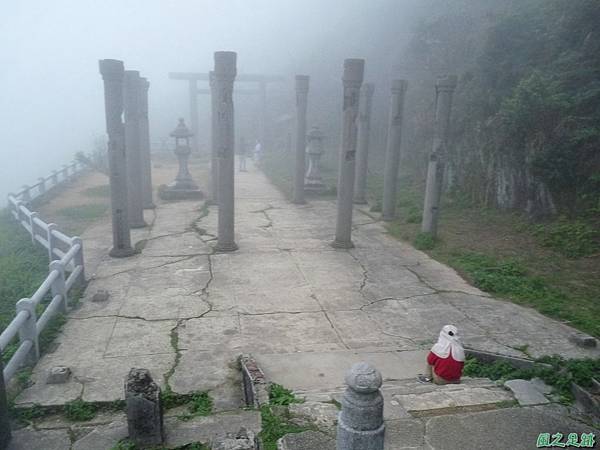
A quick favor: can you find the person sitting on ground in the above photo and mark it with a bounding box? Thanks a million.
[418,324,465,385]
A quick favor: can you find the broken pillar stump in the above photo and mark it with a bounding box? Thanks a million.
[124,368,164,447]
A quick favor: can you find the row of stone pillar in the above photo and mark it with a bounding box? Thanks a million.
[99,59,154,258]
[291,65,456,248]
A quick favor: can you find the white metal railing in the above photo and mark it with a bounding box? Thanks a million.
[1,160,86,383]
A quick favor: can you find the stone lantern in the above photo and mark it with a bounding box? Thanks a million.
[304,126,326,193]
[158,118,203,200]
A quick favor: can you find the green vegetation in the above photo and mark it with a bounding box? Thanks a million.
[178,391,213,421]
[413,232,435,251]
[531,220,599,258]
[260,383,309,450]
[82,184,110,198]
[160,387,213,421]
[464,355,600,403]
[0,210,48,331]
[64,398,97,421]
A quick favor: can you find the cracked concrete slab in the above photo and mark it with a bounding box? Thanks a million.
[17,159,599,410]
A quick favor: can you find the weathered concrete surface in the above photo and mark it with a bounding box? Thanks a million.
[8,410,260,450]
[16,159,599,414]
[504,379,550,406]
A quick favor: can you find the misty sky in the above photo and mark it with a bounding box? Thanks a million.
[0,0,429,202]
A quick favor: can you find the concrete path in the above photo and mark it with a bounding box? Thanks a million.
[16,159,599,412]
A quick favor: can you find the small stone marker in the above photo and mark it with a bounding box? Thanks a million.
[125,368,164,447]
[46,366,71,384]
[92,289,110,303]
[336,362,385,450]
[569,332,597,348]
[504,379,550,406]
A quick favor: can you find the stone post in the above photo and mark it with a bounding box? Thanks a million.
[353,83,375,204]
[0,356,11,450]
[99,59,135,258]
[381,80,408,221]
[336,362,385,450]
[125,368,164,447]
[189,78,200,155]
[332,59,364,249]
[124,70,147,228]
[139,77,155,209]
[259,79,267,152]
[209,71,219,204]
[214,51,238,252]
[293,75,310,204]
[51,170,59,186]
[421,75,457,237]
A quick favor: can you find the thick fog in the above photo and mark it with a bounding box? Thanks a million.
[0,0,441,202]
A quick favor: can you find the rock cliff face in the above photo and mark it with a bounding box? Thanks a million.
[397,0,600,219]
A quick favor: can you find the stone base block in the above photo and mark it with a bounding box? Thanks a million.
[158,185,204,201]
[331,239,354,249]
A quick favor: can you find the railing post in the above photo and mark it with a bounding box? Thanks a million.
[71,237,86,287]
[16,299,39,366]
[21,185,31,202]
[29,212,39,244]
[0,356,11,449]
[49,261,68,314]
[38,178,46,196]
[51,170,59,186]
[47,223,58,262]
[62,164,69,181]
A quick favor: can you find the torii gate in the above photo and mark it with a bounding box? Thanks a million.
[169,72,285,154]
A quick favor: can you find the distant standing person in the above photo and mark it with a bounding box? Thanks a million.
[254,140,262,162]
[238,136,248,172]
[418,325,465,385]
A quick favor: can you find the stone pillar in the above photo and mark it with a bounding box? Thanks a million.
[304,126,326,192]
[336,362,385,450]
[214,51,238,252]
[209,71,219,204]
[0,357,11,449]
[353,83,375,204]
[332,59,364,249]
[124,70,147,228]
[259,79,267,151]
[293,75,310,204]
[189,78,199,155]
[125,368,164,447]
[381,80,408,221]
[139,77,155,209]
[421,75,457,237]
[99,59,135,258]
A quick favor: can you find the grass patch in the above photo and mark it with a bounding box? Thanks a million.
[56,204,108,221]
[413,232,436,250]
[178,391,213,421]
[64,398,97,421]
[464,355,600,403]
[160,388,213,421]
[82,184,110,198]
[532,219,599,258]
[260,383,310,450]
[447,251,600,334]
